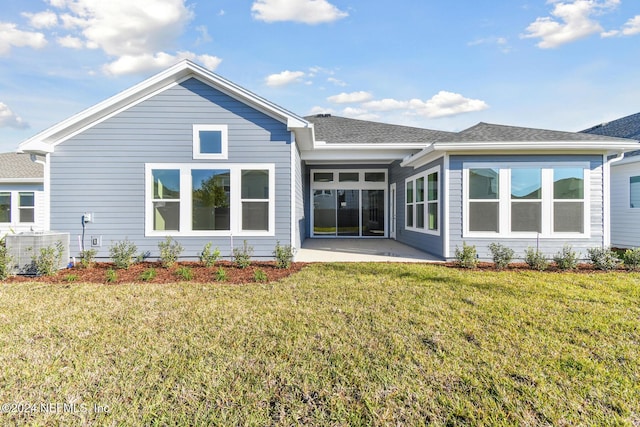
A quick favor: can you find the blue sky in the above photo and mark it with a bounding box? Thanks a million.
[1,0,639,152]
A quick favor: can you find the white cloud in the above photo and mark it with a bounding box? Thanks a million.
[362,98,409,111]
[252,0,348,24]
[0,102,29,129]
[327,77,346,86]
[408,91,489,118]
[265,70,306,87]
[327,91,373,104]
[103,52,222,76]
[57,35,84,49]
[195,25,212,44]
[22,10,58,29]
[522,0,620,48]
[0,22,47,55]
[308,106,335,115]
[622,15,640,35]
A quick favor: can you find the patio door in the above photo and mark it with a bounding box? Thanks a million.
[311,169,388,238]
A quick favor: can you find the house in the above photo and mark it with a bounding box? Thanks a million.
[582,112,640,248]
[0,152,45,237]
[17,60,640,261]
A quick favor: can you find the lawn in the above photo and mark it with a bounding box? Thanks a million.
[0,263,639,425]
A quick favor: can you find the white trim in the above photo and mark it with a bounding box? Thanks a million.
[462,161,591,239]
[389,183,397,240]
[192,124,228,159]
[0,178,43,184]
[145,163,275,237]
[404,166,441,236]
[290,137,296,250]
[443,154,450,258]
[603,154,611,247]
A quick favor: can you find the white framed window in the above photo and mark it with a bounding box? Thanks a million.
[463,162,590,238]
[193,124,228,160]
[631,176,640,208]
[0,192,10,223]
[145,163,275,237]
[405,166,440,235]
[0,191,36,224]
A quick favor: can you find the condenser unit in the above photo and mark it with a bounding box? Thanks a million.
[5,232,70,275]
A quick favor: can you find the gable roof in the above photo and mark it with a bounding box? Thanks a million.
[19,60,310,154]
[581,112,640,140]
[305,114,456,144]
[0,152,43,182]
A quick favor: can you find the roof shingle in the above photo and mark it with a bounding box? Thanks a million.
[0,152,43,180]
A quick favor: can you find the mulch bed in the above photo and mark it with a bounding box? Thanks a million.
[5,261,308,284]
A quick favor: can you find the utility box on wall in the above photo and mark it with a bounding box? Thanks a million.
[5,232,70,275]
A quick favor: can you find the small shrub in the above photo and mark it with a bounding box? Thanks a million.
[199,243,221,267]
[524,247,549,271]
[109,239,138,269]
[215,267,227,282]
[0,244,13,280]
[158,236,183,268]
[64,274,78,283]
[587,247,621,271]
[488,243,514,270]
[175,266,194,281]
[454,242,477,268]
[254,269,268,283]
[273,241,294,269]
[33,241,65,276]
[553,245,578,270]
[79,248,97,269]
[105,268,118,283]
[139,267,157,282]
[233,240,254,269]
[622,247,640,271]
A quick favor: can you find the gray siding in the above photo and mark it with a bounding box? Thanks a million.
[448,155,605,260]
[611,162,640,248]
[389,157,445,258]
[50,78,293,260]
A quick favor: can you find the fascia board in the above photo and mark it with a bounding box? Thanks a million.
[0,178,44,184]
[300,148,417,162]
[432,140,640,151]
[19,60,309,153]
[313,142,426,150]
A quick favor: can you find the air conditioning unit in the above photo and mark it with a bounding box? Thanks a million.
[5,232,70,275]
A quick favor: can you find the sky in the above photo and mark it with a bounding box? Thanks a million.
[1,0,640,152]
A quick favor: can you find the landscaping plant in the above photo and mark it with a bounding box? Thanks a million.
[109,239,138,269]
[158,236,183,268]
[0,243,12,280]
[273,241,294,269]
[199,242,221,267]
[233,240,253,269]
[454,242,477,268]
[175,266,194,281]
[488,242,514,270]
[32,241,64,276]
[78,248,97,269]
[622,247,640,271]
[254,269,268,282]
[524,247,549,271]
[587,247,621,271]
[553,244,579,270]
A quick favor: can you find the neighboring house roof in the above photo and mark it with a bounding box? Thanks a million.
[19,60,311,155]
[581,112,640,160]
[0,152,43,182]
[581,112,640,140]
[305,114,456,144]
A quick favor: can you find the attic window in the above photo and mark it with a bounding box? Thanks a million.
[193,124,228,160]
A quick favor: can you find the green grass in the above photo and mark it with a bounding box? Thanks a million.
[1,264,639,425]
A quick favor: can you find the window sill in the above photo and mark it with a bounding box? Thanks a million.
[405,227,440,236]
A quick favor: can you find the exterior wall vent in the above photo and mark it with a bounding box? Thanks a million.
[5,232,70,275]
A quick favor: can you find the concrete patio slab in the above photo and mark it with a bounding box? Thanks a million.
[295,238,443,263]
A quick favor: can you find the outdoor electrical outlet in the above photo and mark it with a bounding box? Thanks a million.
[83,213,93,223]
[91,236,102,247]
